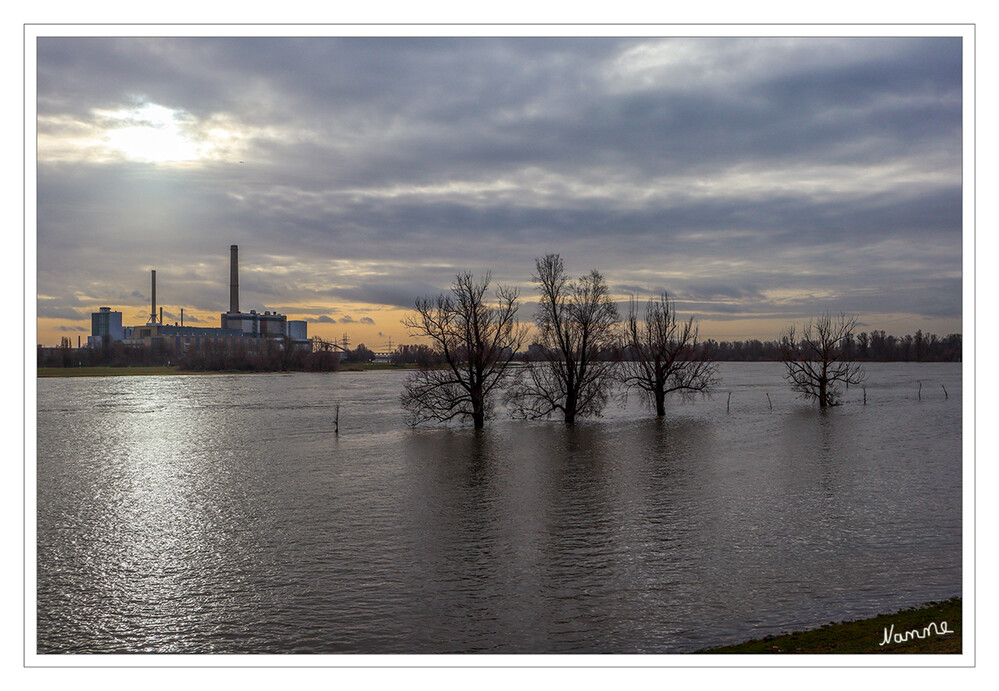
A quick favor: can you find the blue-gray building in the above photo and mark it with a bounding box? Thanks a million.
[88,307,124,347]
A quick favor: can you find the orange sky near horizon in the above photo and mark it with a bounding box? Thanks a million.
[34,305,963,350]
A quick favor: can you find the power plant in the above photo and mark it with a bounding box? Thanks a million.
[88,245,309,351]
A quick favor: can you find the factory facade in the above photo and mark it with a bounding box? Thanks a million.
[89,245,309,351]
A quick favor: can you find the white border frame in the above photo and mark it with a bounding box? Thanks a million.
[23,22,976,670]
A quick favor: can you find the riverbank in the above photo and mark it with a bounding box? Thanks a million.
[36,364,426,377]
[699,597,961,654]
[37,366,195,377]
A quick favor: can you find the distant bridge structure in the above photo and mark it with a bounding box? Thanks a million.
[311,337,350,353]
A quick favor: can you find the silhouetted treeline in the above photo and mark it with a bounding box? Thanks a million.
[508,331,959,363]
[39,338,340,372]
[697,330,960,362]
[340,343,376,364]
[178,339,339,372]
[391,344,445,367]
[847,330,961,362]
[38,339,174,368]
[40,328,961,371]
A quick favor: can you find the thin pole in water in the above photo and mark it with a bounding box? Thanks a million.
[863,386,867,405]
[918,381,922,401]
[941,384,948,400]
[766,392,772,410]
[334,400,341,436]
[727,392,732,414]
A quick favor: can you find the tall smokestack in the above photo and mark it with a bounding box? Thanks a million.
[229,245,239,314]
[150,270,157,324]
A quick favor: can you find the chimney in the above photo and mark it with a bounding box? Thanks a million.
[160,307,163,325]
[150,270,157,324]
[229,244,239,314]
[181,308,184,327]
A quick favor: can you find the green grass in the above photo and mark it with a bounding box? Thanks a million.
[340,362,436,371]
[37,363,429,377]
[37,366,193,377]
[699,597,961,654]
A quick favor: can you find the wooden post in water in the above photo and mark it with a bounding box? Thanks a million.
[766,392,772,410]
[918,381,922,401]
[727,392,732,414]
[334,401,341,436]
[863,386,867,405]
[941,384,948,400]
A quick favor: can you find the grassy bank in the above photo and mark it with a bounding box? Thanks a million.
[38,366,194,377]
[699,597,961,654]
[337,362,437,371]
[37,363,429,377]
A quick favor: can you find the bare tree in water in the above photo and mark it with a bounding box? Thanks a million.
[401,271,526,428]
[506,254,619,424]
[779,312,866,408]
[620,293,717,416]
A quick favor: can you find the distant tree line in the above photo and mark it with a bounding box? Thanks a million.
[386,328,961,367]
[39,337,173,368]
[696,330,960,362]
[39,337,341,372]
[390,343,445,367]
[388,330,960,364]
[178,338,339,372]
[339,342,376,364]
[44,327,958,373]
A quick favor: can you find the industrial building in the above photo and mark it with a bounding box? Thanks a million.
[89,245,309,351]
[90,307,124,345]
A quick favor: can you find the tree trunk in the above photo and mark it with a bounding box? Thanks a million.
[564,376,577,424]
[565,390,577,424]
[655,370,666,417]
[471,385,485,429]
[819,379,828,408]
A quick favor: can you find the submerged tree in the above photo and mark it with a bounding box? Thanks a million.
[620,293,717,416]
[401,271,527,428]
[506,254,619,424]
[779,312,866,408]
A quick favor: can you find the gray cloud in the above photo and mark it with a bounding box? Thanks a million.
[38,305,89,320]
[35,36,963,341]
[331,281,449,310]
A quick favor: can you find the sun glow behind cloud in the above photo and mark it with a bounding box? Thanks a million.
[38,102,248,165]
[99,103,199,162]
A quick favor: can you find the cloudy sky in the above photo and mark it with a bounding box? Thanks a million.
[34,35,963,348]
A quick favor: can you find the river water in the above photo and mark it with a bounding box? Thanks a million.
[35,362,962,654]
